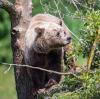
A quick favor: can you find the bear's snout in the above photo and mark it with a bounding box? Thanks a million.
[66,36,71,44]
[67,37,71,42]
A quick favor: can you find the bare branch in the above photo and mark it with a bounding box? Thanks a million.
[1,62,72,75]
[0,0,16,16]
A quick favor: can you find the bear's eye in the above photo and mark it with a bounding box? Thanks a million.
[64,32,66,35]
[56,32,60,37]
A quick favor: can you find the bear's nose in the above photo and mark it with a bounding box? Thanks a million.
[67,37,71,41]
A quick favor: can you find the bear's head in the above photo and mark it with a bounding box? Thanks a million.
[26,22,71,53]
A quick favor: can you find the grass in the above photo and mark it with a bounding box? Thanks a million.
[0,65,17,99]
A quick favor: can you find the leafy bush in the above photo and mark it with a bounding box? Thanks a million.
[50,70,100,99]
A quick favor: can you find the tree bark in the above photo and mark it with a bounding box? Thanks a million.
[0,0,36,99]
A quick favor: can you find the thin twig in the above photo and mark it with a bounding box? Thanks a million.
[71,0,79,11]
[54,0,62,19]
[1,62,99,81]
[40,0,47,13]
[4,64,12,74]
[0,62,72,75]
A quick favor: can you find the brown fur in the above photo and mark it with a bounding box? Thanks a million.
[24,14,73,93]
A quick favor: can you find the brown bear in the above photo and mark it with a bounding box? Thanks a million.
[24,14,72,93]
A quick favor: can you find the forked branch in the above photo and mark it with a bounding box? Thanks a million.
[0,0,16,17]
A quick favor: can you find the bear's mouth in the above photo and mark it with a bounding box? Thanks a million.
[62,37,71,45]
[66,40,71,44]
[62,40,71,46]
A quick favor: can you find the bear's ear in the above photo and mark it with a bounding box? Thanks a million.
[59,20,63,26]
[35,27,45,35]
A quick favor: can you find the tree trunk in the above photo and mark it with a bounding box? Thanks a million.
[0,0,36,99]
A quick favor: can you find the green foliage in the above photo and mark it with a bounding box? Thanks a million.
[51,70,100,99]
[81,10,100,53]
[78,71,100,99]
[79,10,100,68]
[62,75,82,91]
[0,9,10,39]
[0,35,12,63]
[0,9,12,63]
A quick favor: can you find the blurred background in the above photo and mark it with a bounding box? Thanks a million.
[0,0,100,99]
